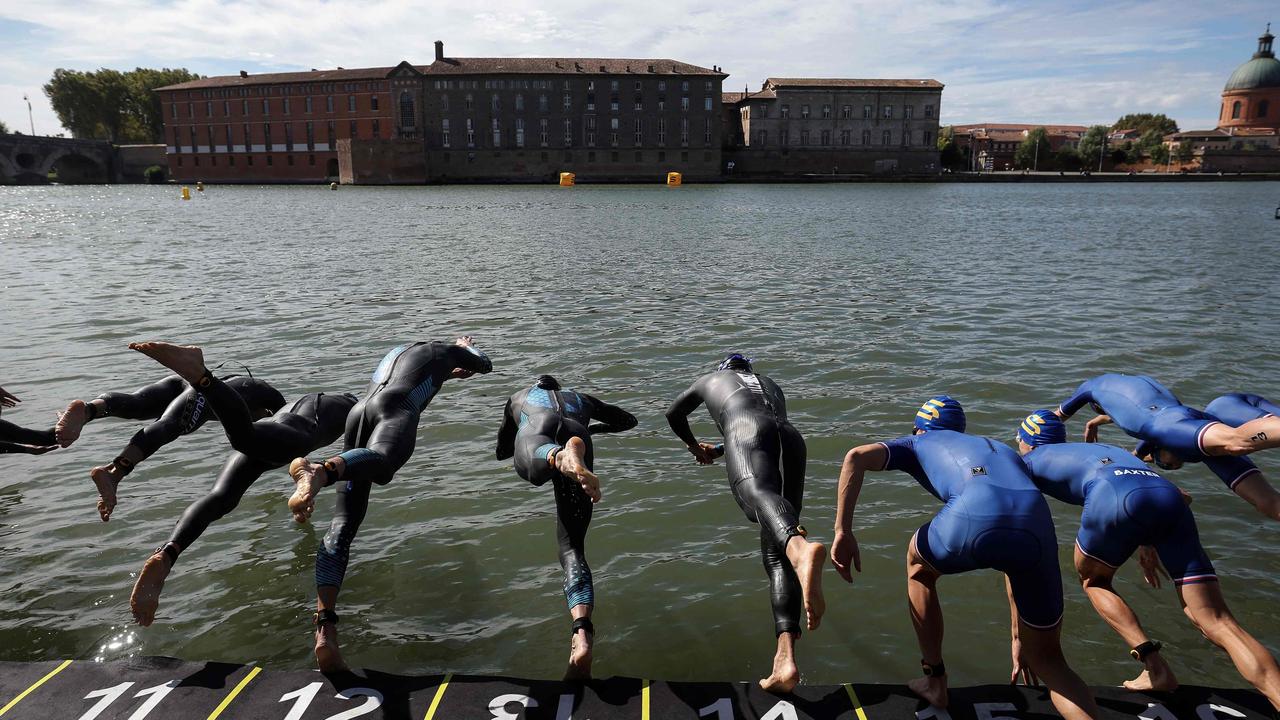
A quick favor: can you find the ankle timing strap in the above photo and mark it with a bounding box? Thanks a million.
[195,370,214,390]
[314,609,339,627]
[155,542,180,564]
[1131,640,1162,661]
[921,659,946,677]
[571,617,594,637]
[114,456,136,477]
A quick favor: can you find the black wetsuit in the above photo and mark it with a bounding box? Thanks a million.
[80,375,284,474]
[316,341,493,591]
[163,374,357,561]
[666,368,807,636]
[495,380,636,610]
[0,412,56,454]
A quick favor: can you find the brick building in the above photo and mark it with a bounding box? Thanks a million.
[723,78,943,175]
[950,123,1086,170]
[1218,26,1279,132]
[157,42,728,183]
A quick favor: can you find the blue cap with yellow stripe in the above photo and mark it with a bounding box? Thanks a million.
[914,395,966,433]
[1017,409,1066,447]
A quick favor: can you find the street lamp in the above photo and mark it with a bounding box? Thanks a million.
[23,93,34,135]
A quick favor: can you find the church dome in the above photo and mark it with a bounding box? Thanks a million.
[1225,27,1279,91]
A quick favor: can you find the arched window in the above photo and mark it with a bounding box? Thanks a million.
[399,92,415,128]
[1231,101,1241,119]
[1259,99,1270,118]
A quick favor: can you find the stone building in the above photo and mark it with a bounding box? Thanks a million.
[157,42,728,183]
[723,78,943,175]
[951,123,1086,171]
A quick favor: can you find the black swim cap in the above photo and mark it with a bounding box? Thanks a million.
[717,353,753,372]
[536,375,562,390]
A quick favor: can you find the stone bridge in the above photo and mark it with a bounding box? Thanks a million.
[0,133,119,184]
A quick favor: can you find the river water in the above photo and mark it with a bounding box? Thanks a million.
[0,182,1277,689]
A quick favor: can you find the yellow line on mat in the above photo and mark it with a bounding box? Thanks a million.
[843,683,870,720]
[0,659,73,716]
[641,678,650,720]
[206,665,262,720]
[423,673,452,720]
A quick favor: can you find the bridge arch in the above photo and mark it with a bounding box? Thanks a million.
[40,148,110,184]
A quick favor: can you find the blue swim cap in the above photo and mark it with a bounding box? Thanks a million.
[914,395,965,433]
[1017,409,1066,447]
[718,353,753,372]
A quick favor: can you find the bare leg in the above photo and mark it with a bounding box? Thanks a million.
[130,548,174,626]
[1203,417,1280,455]
[552,437,600,503]
[128,341,208,385]
[784,534,826,631]
[289,456,341,523]
[1019,623,1100,720]
[54,399,89,447]
[759,631,800,693]
[314,586,349,673]
[905,536,948,708]
[1074,546,1177,691]
[565,604,593,681]
[1232,473,1280,521]
[1180,581,1280,710]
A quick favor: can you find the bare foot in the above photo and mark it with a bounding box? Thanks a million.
[130,551,172,626]
[759,654,800,693]
[793,540,827,631]
[315,623,349,673]
[1124,667,1179,693]
[564,628,593,681]
[288,458,326,523]
[55,400,88,447]
[555,437,601,502]
[907,675,949,708]
[128,341,207,385]
[90,465,122,522]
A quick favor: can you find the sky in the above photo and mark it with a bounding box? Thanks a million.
[0,0,1274,137]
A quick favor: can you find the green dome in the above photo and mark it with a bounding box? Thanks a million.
[1225,56,1280,91]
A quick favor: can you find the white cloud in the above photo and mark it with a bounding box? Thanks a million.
[0,0,1272,137]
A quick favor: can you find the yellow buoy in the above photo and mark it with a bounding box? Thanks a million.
[666,171,682,186]
[559,172,575,186]
[181,186,191,200]
[195,181,204,192]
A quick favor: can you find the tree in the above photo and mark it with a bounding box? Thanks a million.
[1013,127,1051,169]
[0,120,8,134]
[1176,140,1193,163]
[1077,125,1109,170]
[1054,146,1082,170]
[1111,113,1178,135]
[1150,143,1170,166]
[44,67,200,142]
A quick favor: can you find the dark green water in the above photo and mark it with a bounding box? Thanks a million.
[0,182,1277,689]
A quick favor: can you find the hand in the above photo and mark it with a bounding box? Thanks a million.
[1178,487,1193,506]
[454,335,475,348]
[830,530,862,582]
[16,444,57,455]
[1137,546,1169,589]
[450,368,475,379]
[1010,638,1039,686]
[0,386,19,408]
[1083,414,1112,443]
[689,442,717,465]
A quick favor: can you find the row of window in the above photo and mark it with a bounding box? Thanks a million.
[749,103,935,120]
[172,153,327,168]
[435,79,714,93]
[753,128,934,147]
[436,117,715,148]
[436,149,713,165]
[173,95,382,120]
[1226,98,1271,120]
[170,119,383,151]
[193,82,386,99]
[424,92,713,115]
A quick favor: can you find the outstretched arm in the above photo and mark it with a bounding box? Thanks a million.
[664,380,706,448]
[496,399,517,461]
[448,338,493,378]
[0,441,57,455]
[585,394,637,435]
[1055,381,1094,420]
[831,443,887,582]
[0,386,18,409]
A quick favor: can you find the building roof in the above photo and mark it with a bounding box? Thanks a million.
[1165,129,1229,140]
[421,57,724,76]
[156,66,397,91]
[764,77,943,90]
[952,123,1088,134]
[1225,27,1280,91]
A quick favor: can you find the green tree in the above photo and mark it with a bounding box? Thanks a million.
[0,120,8,134]
[1076,125,1109,170]
[1176,140,1193,163]
[1013,127,1051,169]
[44,67,199,142]
[1054,146,1082,170]
[1111,113,1178,135]
[1150,143,1170,165]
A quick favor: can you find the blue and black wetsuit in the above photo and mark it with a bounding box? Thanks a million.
[666,368,808,637]
[496,376,636,611]
[879,431,1064,629]
[1058,374,1260,489]
[163,376,357,563]
[1022,442,1216,586]
[316,341,493,591]
[1204,393,1280,428]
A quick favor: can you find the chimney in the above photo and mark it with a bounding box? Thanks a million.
[239,70,248,78]
[434,40,444,62]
